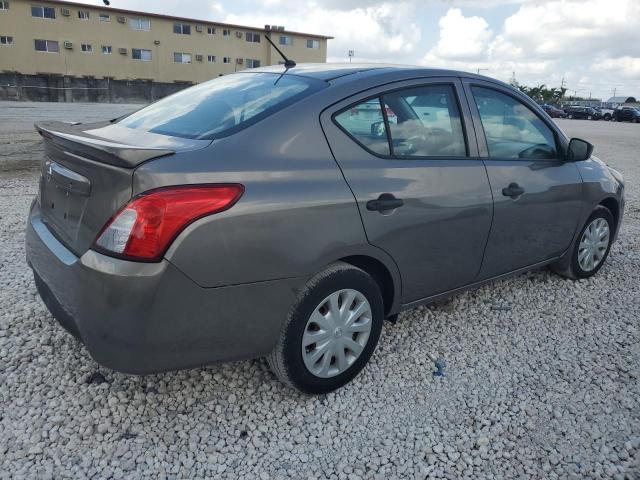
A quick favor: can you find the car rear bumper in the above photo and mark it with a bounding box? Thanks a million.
[26,201,303,374]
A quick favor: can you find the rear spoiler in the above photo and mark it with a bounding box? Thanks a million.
[35,121,175,168]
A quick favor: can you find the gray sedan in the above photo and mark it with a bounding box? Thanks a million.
[26,64,625,393]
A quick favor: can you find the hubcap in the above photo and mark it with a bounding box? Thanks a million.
[578,217,610,272]
[301,289,372,378]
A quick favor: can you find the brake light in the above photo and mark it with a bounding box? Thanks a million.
[93,184,244,261]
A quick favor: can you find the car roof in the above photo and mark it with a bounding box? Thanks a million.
[248,62,494,82]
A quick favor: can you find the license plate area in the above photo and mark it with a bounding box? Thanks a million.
[40,160,91,244]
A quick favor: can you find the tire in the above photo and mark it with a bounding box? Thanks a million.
[587,115,592,120]
[604,114,611,121]
[568,114,573,119]
[553,206,614,280]
[267,262,384,394]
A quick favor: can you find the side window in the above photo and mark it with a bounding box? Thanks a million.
[382,85,466,157]
[335,98,390,155]
[472,86,558,160]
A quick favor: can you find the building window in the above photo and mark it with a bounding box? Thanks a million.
[101,45,112,54]
[0,2,9,10]
[279,35,292,46]
[207,55,216,62]
[34,39,59,52]
[173,52,192,64]
[223,56,231,63]
[132,48,152,61]
[245,32,260,43]
[207,26,215,35]
[245,59,261,68]
[173,23,191,35]
[78,10,89,20]
[130,17,150,31]
[31,5,56,19]
[306,39,319,49]
[99,13,109,22]
[81,43,92,52]
[223,29,231,38]
[0,35,13,44]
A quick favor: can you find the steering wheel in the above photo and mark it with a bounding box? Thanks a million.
[518,143,554,159]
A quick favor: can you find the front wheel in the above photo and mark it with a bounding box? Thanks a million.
[267,262,384,394]
[553,206,614,280]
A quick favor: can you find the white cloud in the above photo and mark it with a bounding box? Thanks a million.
[422,0,640,99]
[496,0,640,60]
[224,2,421,63]
[592,57,640,79]
[429,8,492,60]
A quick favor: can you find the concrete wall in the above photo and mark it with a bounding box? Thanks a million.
[0,0,330,83]
[0,72,188,103]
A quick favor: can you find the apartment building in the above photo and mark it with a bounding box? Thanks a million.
[0,0,331,83]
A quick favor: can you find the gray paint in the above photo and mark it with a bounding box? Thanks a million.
[26,65,625,374]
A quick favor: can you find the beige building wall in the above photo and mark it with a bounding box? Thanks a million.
[0,0,330,83]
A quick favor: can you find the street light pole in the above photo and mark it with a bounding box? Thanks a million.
[348,50,354,63]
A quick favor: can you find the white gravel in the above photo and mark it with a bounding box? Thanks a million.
[1,104,639,479]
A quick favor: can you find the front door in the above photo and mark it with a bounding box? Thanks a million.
[321,79,493,303]
[463,80,583,279]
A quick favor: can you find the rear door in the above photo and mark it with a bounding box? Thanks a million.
[321,78,493,304]
[462,79,583,279]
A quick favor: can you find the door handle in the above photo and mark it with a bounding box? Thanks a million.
[366,193,404,212]
[502,183,525,198]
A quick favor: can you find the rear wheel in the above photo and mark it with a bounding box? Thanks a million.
[553,206,614,279]
[267,262,384,394]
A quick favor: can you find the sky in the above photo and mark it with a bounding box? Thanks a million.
[66,0,639,101]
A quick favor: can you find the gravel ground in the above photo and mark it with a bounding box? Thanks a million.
[0,104,638,479]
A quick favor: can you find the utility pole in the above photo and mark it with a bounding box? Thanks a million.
[476,68,488,75]
[348,50,354,63]
[613,87,617,97]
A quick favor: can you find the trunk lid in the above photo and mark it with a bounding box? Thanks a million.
[35,121,210,255]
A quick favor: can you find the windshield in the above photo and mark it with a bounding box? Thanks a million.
[118,73,325,139]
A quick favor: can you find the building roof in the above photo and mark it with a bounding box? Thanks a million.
[607,96,637,103]
[41,0,334,40]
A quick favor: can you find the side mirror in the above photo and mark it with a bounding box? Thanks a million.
[370,121,386,138]
[567,138,593,162]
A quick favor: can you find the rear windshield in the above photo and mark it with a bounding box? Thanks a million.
[117,73,324,139]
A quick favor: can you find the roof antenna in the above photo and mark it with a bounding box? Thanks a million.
[264,31,296,69]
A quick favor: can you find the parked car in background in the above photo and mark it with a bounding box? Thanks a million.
[599,107,615,121]
[25,65,625,394]
[565,106,602,120]
[541,104,566,118]
[612,106,640,123]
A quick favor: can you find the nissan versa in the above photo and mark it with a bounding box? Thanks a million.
[26,64,625,394]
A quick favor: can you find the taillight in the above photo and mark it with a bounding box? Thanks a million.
[93,184,244,262]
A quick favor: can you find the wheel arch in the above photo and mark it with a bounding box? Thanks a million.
[338,254,400,317]
[599,197,620,231]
